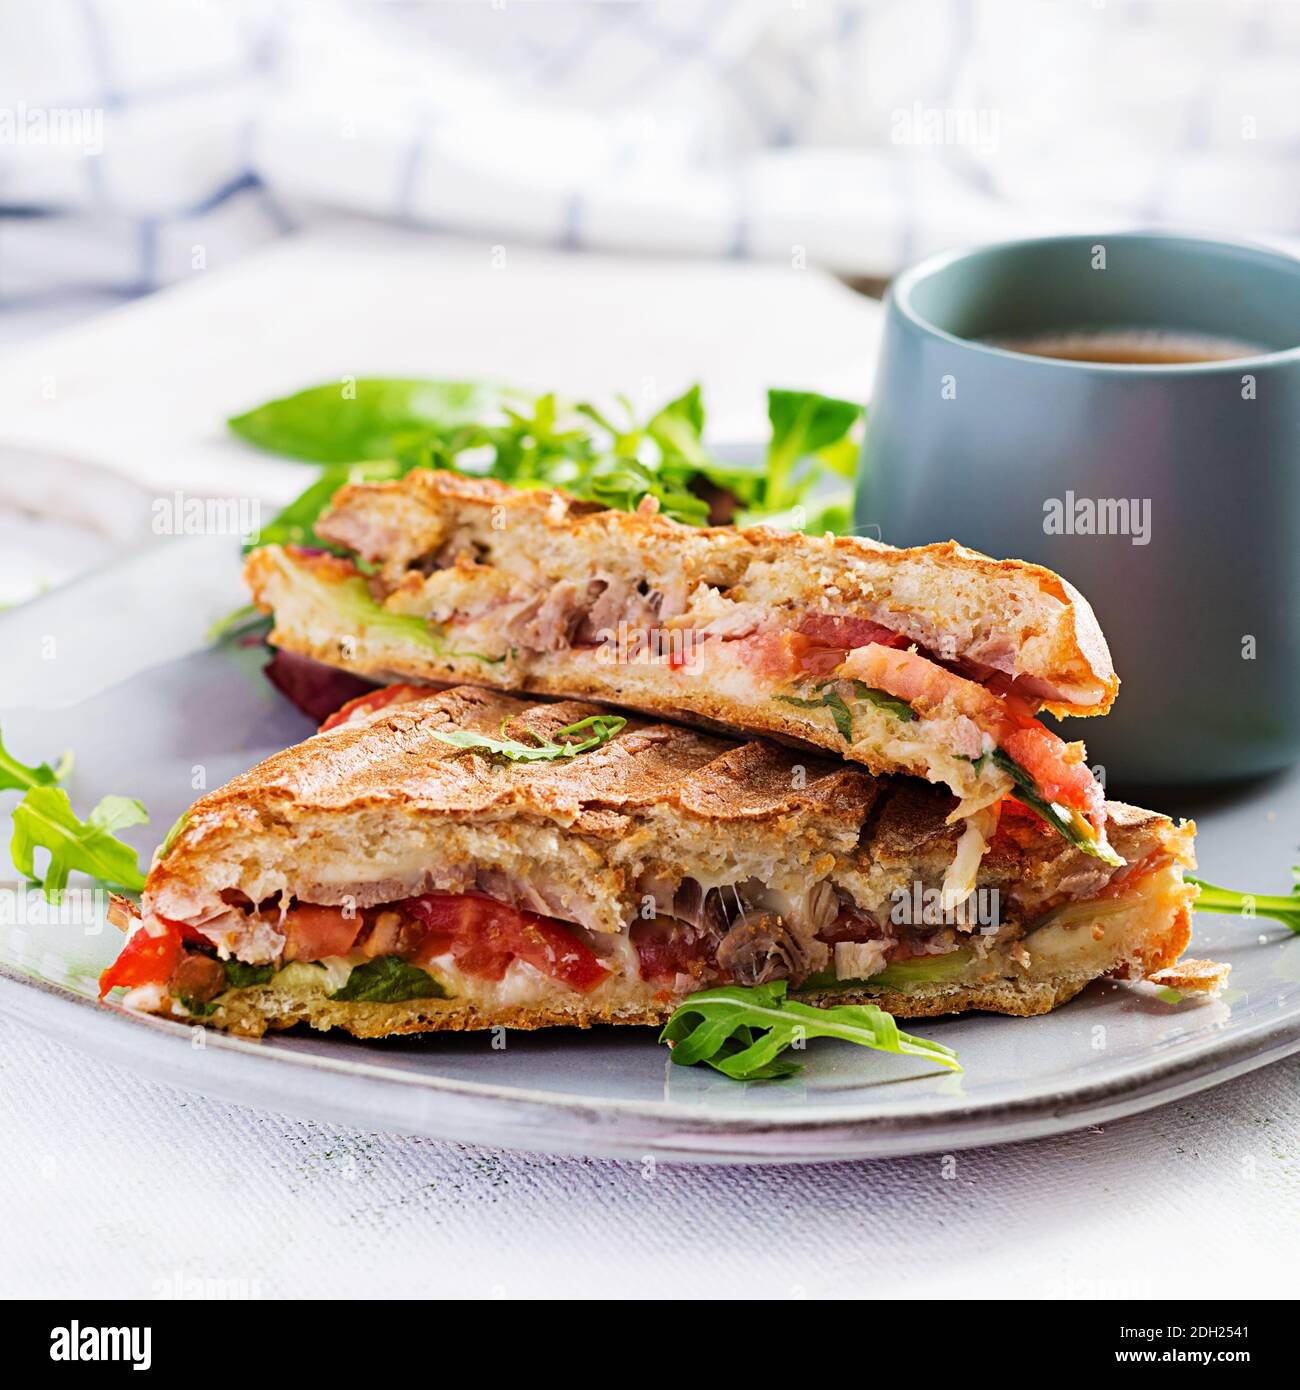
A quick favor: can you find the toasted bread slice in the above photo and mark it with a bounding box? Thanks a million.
[244,472,1119,856]
[104,689,1194,1039]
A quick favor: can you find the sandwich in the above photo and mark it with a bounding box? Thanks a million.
[244,472,1121,880]
[100,686,1196,1040]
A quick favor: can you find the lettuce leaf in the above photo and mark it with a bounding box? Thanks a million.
[278,552,502,662]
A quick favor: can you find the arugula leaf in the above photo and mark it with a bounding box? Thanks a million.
[0,727,73,793]
[429,714,627,763]
[989,747,1122,865]
[11,788,148,902]
[224,959,276,989]
[228,380,507,463]
[329,955,446,1003]
[1188,872,1300,935]
[660,981,960,1081]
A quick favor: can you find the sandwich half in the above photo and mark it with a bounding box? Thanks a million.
[244,471,1121,865]
[100,686,1195,1039]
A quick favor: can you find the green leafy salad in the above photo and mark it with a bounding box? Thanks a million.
[228,378,865,550]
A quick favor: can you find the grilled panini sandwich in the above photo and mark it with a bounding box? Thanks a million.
[101,687,1195,1039]
[245,472,1121,867]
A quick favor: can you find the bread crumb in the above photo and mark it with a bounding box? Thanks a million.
[1147,958,1230,997]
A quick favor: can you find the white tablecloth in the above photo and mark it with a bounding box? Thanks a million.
[6,1023,1295,1299]
[1,222,1293,1299]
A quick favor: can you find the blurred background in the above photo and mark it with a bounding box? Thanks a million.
[2,0,1299,599]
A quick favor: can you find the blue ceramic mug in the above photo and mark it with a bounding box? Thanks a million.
[857,233,1300,787]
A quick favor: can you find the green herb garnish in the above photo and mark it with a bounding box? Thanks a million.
[429,714,627,763]
[659,980,960,1081]
[774,690,852,742]
[776,679,913,743]
[229,380,864,539]
[228,380,506,464]
[0,727,73,793]
[851,680,915,722]
[205,602,272,644]
[329,955,446,1003]
[756,389,863,518]
[224,959,276,989]
[1188,871,1300,935]
[10,788,148,902]
[989,747,1122,865]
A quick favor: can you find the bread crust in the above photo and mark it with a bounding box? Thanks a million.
[309,470,1118,716]
[110,688,1198,1041]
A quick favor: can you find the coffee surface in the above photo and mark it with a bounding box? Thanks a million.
[987,329,1264,364]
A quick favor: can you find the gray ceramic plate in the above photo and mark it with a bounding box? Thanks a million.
[2,535,1299,1162]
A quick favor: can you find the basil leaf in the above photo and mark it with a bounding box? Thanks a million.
[660,981,960,1081]
[851,681,915,722]
[329,955,446,1003]
[228,380,507,463]
[224,959,275,989]
[820,688,855,742]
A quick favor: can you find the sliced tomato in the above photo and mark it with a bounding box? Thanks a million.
[733,630,813,680]
[979,671,1045,729]
[798,614,908,650]
[406,893,610,993]
[1001,724,1106,828]
[99,922,185,998]
[320,683,430,732]
[281,904,364,961]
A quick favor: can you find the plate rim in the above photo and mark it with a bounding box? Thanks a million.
[4,960,1297,1163]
